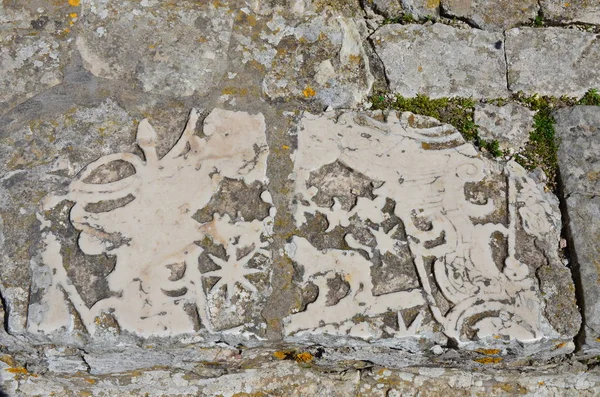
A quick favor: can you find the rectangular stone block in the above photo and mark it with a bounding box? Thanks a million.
[373,23,508,98]
[506,27,600,97]
[555,106,600,353]
[0,96,581,365]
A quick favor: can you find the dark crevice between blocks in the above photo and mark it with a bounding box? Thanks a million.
[438,5,482,31]
[0,287,9,334]
[555,168,587,353]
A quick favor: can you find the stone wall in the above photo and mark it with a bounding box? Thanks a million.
[1,0,599,395]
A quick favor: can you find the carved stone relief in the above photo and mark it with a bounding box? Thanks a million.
[30,108,569,347]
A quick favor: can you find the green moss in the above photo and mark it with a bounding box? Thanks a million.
[370,93,479,143]
[578,88,600,106]
[480,139,503,158]
[533,14,544,27]
[515,106,558,189]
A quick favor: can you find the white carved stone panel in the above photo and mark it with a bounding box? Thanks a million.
[28,108,575,351]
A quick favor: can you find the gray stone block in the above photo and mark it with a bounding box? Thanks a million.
[441,0,539,31]
[541,0,600,25]
[506,28,600,97]
[555,106,600,353]
[475,103,534,151]
[373,23,508,98]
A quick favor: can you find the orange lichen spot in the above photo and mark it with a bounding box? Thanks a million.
[6,367,28,374]
[303,86,316,98]
[69,13,78,18]
[564,2,570,6]
[148,44,156,49]
[282,145,290,150]
[554,342,567,349]
[421,142,432,150]
[68,0,80,6]
[417,65,423,73]
[295,352,313,363]
[476,348,501,355]
[596,337,600,342]
[538,381,545,386]
[273,351,288,360]
[85,378,96,384]
[492,335,502,339]
[473,357,503,364]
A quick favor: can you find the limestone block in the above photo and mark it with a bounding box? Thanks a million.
[475,103,535,151]
[541,0,600,25]
[505,27,600,97]
[373,23,508,98]
[441,0,539,31]
[555,106,600,353]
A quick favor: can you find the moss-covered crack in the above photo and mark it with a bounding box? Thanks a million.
[368,88,600,191]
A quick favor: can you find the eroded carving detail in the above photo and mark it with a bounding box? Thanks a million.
[32,109,273,337]
[285,111,559,344]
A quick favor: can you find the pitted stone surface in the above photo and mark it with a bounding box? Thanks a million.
[400,0,441,19]
[76,0,234,97]
[475,103,535,151]
[260,15,374,108]
[441,0,539,31]
[505,27,600,97]
[373,23,508,98]
[555,106,600,353]
[541,0,600,25]
[0,0,75,114]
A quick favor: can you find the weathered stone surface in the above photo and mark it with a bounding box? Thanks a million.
[541,0,600,25]
[400,0,441,19]
[441,0,539,31]
[76,0,234,97]
[555,106,600,353]
[0,0,76,114]
[260,15,374,108]
[3,355,600,396]
[475,103,535,151]
[1,101,580,358]
[373,23,508,98]
[505,27,600,97]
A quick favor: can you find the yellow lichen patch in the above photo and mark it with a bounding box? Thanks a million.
[273,351,289,360]
[79,391,92,397]
[85,378,96,384]
[221,87,249,96]
[6,367,28,374]
[473,357,503,364]
[418,65,423,73]
[476,348,501,355]
[68,0,80,6]
[596,337,600,342]
[492,335,502,339]
[554,342,567,349]
[282,145,290,150]
[426,0,440,8]
[0,355,17,367]
[303,86,316,98]
[295,352,313,363]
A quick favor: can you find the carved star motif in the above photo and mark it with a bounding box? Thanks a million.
[204,251,262,299]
